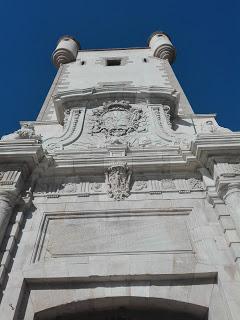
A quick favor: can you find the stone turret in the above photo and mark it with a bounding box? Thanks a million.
[148,31,176,64]
[52,35,80,68]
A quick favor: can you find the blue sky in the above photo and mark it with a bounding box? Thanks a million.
[0,0,239,135]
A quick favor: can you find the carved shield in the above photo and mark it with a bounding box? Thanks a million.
[89,101,146,143]
[101,109,131,137]
[105,163,131,200]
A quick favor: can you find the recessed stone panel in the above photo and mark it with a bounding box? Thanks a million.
[41,212,192,259]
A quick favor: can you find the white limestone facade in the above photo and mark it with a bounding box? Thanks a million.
[0,32,240,320]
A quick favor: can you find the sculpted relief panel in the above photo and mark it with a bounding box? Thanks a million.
[88,101,147,145]
[82,101,190,148]
[214,162,240,177]
[42,100,191,152]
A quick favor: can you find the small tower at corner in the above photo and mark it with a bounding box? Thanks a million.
[52,35,80,68]
[148,31,176,64]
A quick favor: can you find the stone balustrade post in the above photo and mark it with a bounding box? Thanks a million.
[223,183,240,237]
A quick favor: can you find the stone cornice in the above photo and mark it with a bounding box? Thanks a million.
[0,141,45,198]
[53,86,180,124]
[46,147,198,175]
[0,140,44,170]
[191,133,240,166]
[189,134,240,203]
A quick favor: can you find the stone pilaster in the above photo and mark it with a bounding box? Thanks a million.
[0,191,17,246]
[198,159,240,264]
[0,141,44,252]
[0,168,24,248]
[223,183,240,238]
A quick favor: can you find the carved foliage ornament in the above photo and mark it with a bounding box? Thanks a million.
[89,101,147,144]
[105,162,131,200]
[201,120,231,134]
[133,180,148,191]
[1,124,42,142]
[188,178,204,190]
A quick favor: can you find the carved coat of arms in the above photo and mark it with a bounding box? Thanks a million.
[89,101,147,144]
[105,163,131,200]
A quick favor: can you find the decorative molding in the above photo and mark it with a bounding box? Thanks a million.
[149,176,204,194]
[150,105,191,148]
[191,133,240,166]
[34,176,90,197]
[43,107,86,152]
[33,173,205,198]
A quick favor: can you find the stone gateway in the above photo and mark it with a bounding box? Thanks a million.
[0,32,239,320]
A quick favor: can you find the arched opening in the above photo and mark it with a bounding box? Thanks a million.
[34,296,208,320]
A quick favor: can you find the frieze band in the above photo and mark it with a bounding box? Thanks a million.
[33,172,205,199]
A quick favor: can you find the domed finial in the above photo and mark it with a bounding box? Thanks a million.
[148,31,176,64]
[52,35,80,68]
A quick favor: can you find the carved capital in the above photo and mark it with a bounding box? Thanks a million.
[210,161,240,199]
[197,156,240,200]
[191,134,240,169]
[221,182,240,239]
[0,165,28,195]
[223,183,240,201]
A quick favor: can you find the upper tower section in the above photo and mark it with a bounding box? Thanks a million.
[37,31,193,123]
